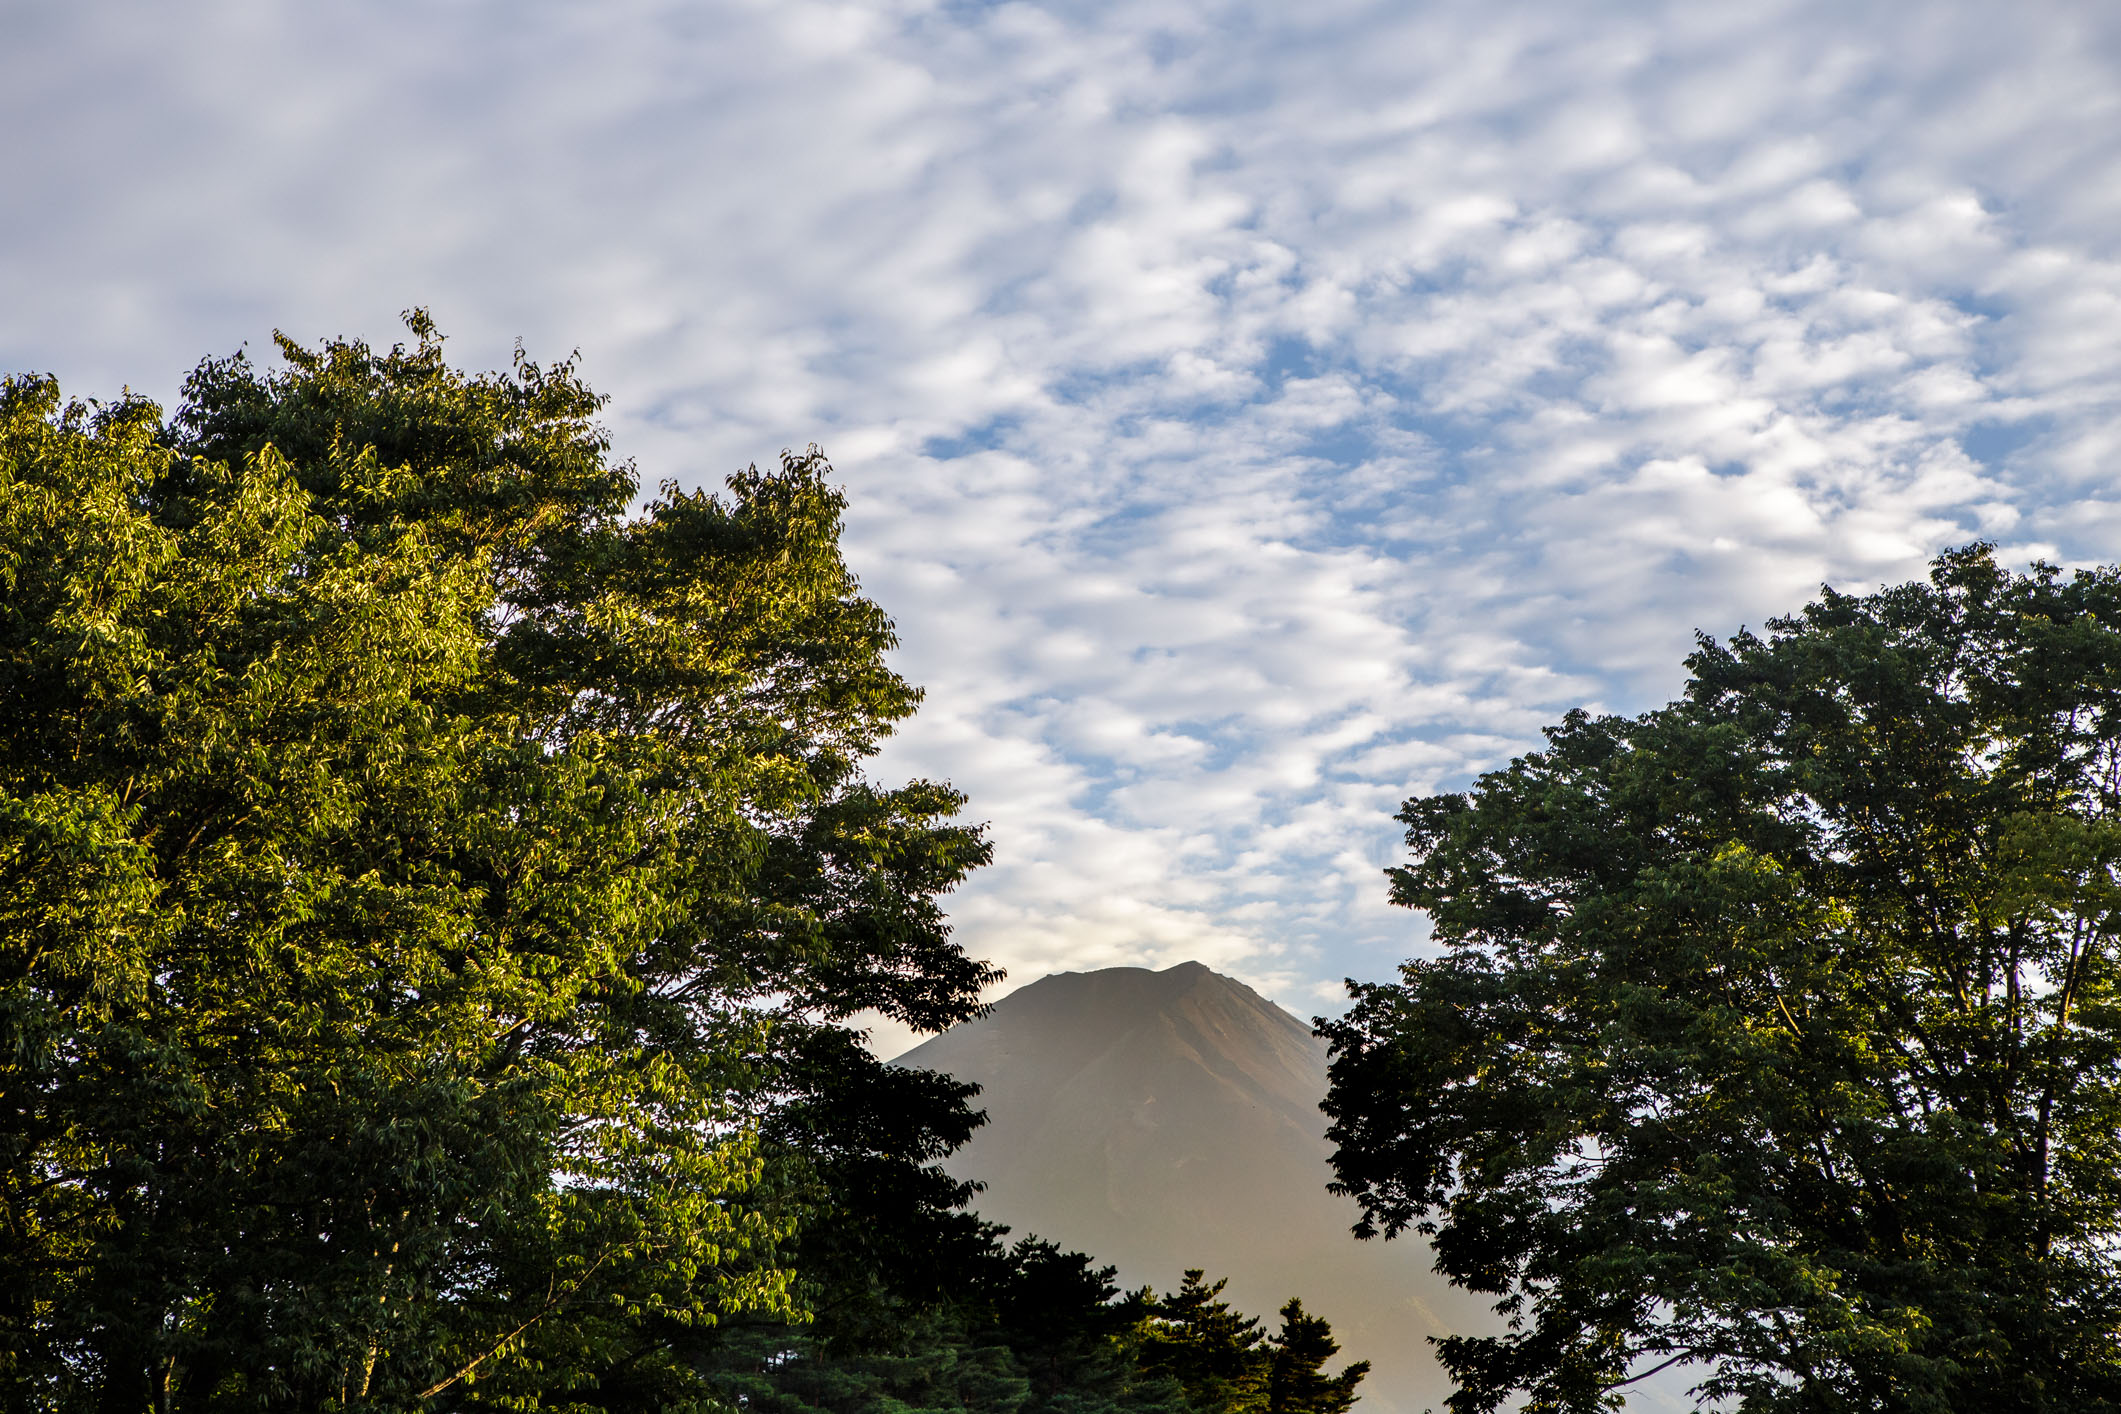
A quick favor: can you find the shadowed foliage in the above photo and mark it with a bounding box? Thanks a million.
[690,1253,1365,1414]
[1325,546,2121,1412]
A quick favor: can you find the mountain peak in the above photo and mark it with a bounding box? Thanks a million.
[894,962,1485,1413]
[982,958,1297,1022]
[907,962,1320,1103]
[1017,958,1217,993]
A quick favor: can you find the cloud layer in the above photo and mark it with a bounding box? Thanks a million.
[8,0,2121,1029]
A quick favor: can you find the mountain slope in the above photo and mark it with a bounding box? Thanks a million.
[893,962,1491,1413]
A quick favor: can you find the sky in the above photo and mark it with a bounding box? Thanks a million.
[8,0,2121,1049]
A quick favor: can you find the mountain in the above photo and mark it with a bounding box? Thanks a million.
[892,961,1494,1414]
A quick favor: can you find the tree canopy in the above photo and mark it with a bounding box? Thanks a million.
[0,317,994,1409]
[1322,547,2121,1412]
[695,1257,1369,1414]
[1,319,1369,1414]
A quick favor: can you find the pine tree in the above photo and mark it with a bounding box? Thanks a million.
[1136,1271,1270,1414]
[1265,1299,1367,1414]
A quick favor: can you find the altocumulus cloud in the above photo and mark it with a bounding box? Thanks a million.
[7,0,2121,1036]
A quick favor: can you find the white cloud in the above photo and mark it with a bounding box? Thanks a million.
[6,0,2121,1029]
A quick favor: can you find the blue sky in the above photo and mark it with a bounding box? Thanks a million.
[9,0,2121,1051]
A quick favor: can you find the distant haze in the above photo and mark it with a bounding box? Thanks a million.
[894,961,1495,1413]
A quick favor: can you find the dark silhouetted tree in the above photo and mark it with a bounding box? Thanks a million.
[1266,1299,1368,1414]
[1136,1270,1270,1414]
[1324,547,2121,1412]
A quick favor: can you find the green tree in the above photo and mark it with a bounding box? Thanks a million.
[992,1239,1178,1414]
[688,1237,1195,1414]
[1135,1271,1268,1414]
[1264,1300,1366,1414]
[0,316,992,1410]
[696,1314,1031,1414]
[1321,547,2121,1412]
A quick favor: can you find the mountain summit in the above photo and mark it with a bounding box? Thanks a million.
[894,962,1489,1413]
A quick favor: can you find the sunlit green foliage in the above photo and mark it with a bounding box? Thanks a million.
[1324,547,2121,1412]
[0,316,992,1410]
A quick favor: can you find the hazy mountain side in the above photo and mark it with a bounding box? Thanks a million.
[894,962,1495,1414]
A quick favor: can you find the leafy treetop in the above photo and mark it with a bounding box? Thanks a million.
[0,315,993,1411]
[1323,546,2121,1413]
